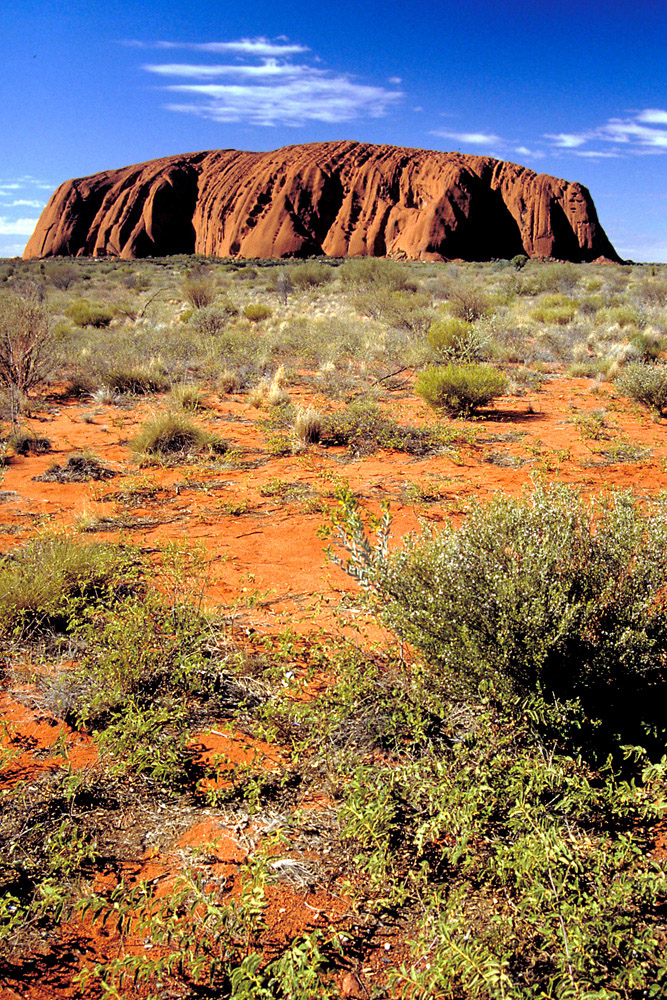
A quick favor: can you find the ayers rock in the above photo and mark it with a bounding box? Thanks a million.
[23,141,620,263]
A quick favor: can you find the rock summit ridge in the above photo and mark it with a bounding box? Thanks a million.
[24,140,620,262]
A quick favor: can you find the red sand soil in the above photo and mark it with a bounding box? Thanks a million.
[2,374,667,998]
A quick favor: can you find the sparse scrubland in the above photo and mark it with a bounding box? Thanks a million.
[1,253,667,999]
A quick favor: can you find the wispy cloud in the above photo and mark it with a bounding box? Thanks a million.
[544,109,667,157]
[139,35,403,126]
[0,198,44,208]
[0,217,39,236]
[127,36,309,57]
[431,130,502,145]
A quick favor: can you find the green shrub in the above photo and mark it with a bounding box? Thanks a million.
[243,303,272,323]
[66,299,114,329]
[191,302,238,336]
[616,362,667,414]
[629,329,664,361]
[7,428,51,455]
[170,384,207,412]
[511,253,529,270]
[46,262,78,290]
[340,258,418,292]
[182,275,216,309]
[416,363,507,416]
[288,261,333,289]
[331,484,667,754]
[427,316,488,362]
[601,304,643,329]
[131,412,228,459]
[445,281,492,322]
[531,293,577,325]
[99,365,170,395]
[354,287,432,334]
[320,401,442,456]
[0,535,135,638]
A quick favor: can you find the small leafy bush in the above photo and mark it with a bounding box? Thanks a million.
[340,257,418,292]
[190,302,238,336]
[331,483,667,754]
[66,299,114,329]
[0,535,135,638]
[182,275,216,309]
[416,363,507,416]
[320,400,441,456]
[243,303,272,323]
[616,362,667,414]
[531,293,577,325]
[445,281,492,322]
[6,428,51,455]
[99,365,170,395]
[288,261,333,289]
[427,316,488,362]
[131,411,228,459]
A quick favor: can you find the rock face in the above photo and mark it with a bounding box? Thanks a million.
[24,141,620,262]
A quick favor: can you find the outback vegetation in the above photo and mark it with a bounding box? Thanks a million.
[0,252,666,999]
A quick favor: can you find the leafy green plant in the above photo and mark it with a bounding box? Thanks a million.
[182,274,216,308]
[416,363,507,416]
[65,299,114,328]
[330,483,667,754]
[244,303,272,322]
[615,362,667,415]
[131,411,228,459]
[0,534,137,639]
[531,293,577,325]
[289,261,334,289]
[427,316,489,362]
[319,400,442,456]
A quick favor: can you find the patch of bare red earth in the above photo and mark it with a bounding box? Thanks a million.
[3,375,667,997]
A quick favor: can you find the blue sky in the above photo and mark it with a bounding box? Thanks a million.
[2,0,666,260]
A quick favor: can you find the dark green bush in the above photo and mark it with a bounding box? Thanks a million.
[0,536,135,638]
[416,363,507,416]
[66,299,114,329]
[340,258,418,292]
[243,303,272,323]
[131,412,228,458]
[182,275,215,309]
[7,428,51,455]
[320,400,441,456]
[427,316,488,362]
[331,484,667,754]
[288,261,333,289]
[616,362,667,415]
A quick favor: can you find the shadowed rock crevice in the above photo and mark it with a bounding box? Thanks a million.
[24,141,620,263]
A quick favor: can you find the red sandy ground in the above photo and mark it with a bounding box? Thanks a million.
[2,374,666,998]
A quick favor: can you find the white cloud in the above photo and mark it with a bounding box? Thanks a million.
[570,149,622,159]
[637,108,667,125]
[0,199,44,208]
[544,110,667,156]
[127,36,309,57]
[431,130,502,145]
[0,217,39,236]
[144,37,403,126]
[144,61,311,80]
[544,132,589,148]
[388,76,402,85]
